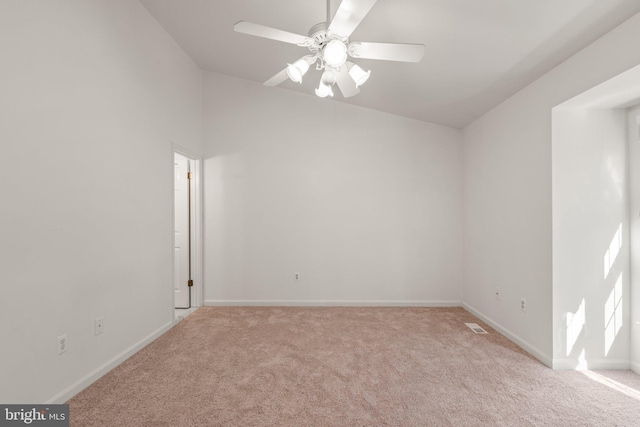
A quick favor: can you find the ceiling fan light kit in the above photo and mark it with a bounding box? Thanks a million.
[323,40,348,68]
[286,58,310,83]
[234,0,424,99]
[316,81,335,98]
[348,63,370,87]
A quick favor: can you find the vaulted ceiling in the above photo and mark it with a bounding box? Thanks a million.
[140,0,640,128]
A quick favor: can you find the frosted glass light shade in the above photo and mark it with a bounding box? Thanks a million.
[315,81,334,98]
[323,40,348,68]
[287,59,310,83]
[348,64,370,87]
[320,70,337,86]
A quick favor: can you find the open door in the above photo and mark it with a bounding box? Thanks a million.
[174,152,192,308]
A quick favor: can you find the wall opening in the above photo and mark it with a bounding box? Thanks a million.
[552,63,640,371]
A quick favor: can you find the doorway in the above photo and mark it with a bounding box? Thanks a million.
[173,150,202,322]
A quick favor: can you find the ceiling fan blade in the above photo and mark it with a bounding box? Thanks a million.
[335,66,360,98]
[234,21,311,45]
[348,42,425,62]
[328,0,378,39]
[264,68,290,87]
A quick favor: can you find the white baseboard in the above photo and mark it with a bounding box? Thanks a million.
[552,358,631,370]
[462,302,552,368]
[629,361,640,374]
[46,321,175,404]
[204,300,462,307]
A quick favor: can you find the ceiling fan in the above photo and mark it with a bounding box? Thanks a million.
[234,0,425,98]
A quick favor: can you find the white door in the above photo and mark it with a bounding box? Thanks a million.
[174,153,191,307]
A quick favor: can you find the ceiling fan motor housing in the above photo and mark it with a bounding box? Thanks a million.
[307,22,330,51]
[307,22,348,50]
[307,22,351,71]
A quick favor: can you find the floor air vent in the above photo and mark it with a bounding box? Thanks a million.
[465,323,488,334]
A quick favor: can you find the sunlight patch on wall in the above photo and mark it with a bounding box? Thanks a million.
[566,298,586,356]
[604,273,623,356]
[603,223,622,279]
[576,348,588,370]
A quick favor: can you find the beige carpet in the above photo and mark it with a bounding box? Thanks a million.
[68,307,640,426]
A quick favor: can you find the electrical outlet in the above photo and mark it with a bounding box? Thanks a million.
[95,317,104,335]
[495,287,501,300]
[58,334,67,355]
[520,298,527,312]
[294,272,300,282]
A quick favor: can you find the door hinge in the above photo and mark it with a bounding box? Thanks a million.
[188,279,194,287]
[187,172,193,180]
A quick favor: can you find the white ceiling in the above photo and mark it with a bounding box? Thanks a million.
[139,0,640,129]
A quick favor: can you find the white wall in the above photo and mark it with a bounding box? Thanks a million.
[203,72,462,305]
[0,0,202,403]
[552,108,628,369]
[462,11,640,366]
[629,105,640,372]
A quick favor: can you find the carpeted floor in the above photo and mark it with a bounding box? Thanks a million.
[68,307,640,426]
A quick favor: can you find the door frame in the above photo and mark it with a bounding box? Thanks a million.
[172,145,203,317]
